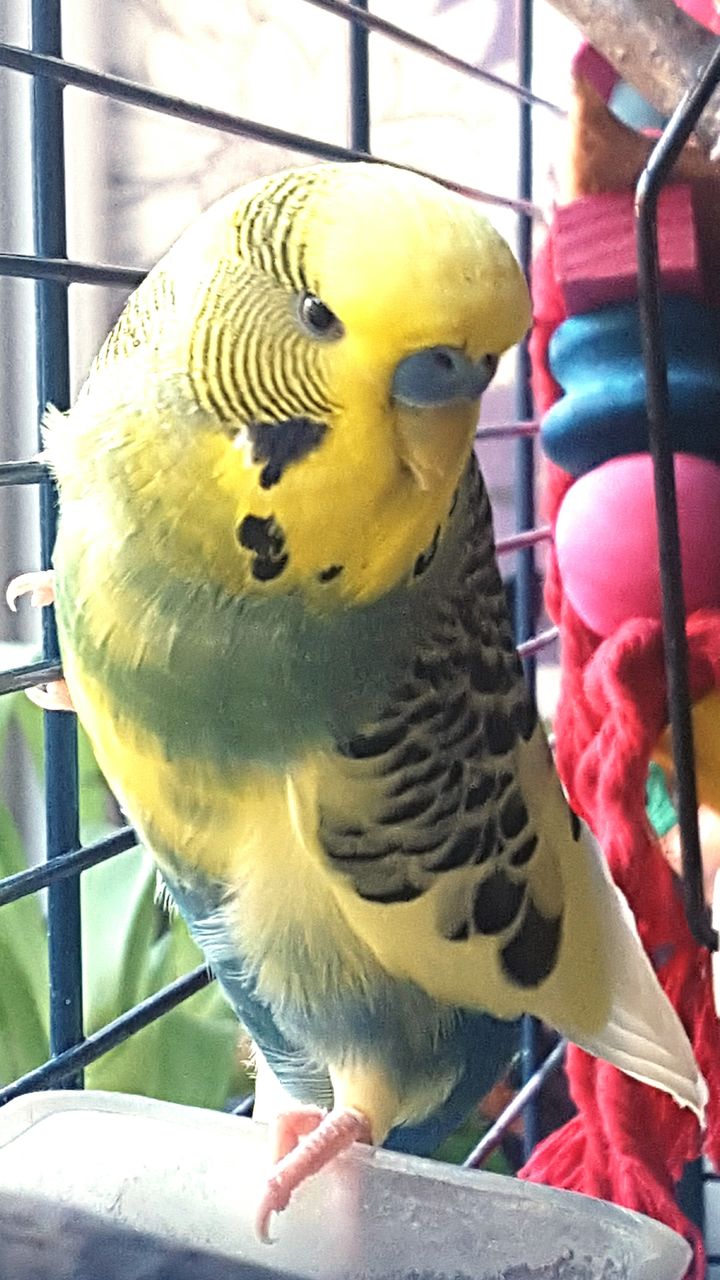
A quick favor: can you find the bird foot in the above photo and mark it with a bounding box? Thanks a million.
[256,1106,371,1243]
[25,679,76,712]
[6,570,75,712]
[271,1104,327,1162]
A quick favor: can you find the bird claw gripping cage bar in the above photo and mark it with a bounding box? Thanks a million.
[0,0,713,1185]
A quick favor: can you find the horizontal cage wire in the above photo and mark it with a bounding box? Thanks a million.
[0,42,543,217]
[0,0,564,1164]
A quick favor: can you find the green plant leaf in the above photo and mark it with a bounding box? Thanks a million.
[12,690,45,780]
[0,690,21,750]
[85,983,247,1109]
[0,804,49,1084]
[0,931,49,1085]
[432,1112,512,1174]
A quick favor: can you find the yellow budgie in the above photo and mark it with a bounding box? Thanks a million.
[9,162,705,1239]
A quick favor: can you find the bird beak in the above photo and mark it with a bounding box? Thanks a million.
[391,347,498,409]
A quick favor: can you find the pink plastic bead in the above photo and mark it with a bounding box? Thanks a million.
[555,453,720,637]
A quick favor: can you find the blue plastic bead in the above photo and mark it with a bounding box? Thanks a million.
[541,296,720,477]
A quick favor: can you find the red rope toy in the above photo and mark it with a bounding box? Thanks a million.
[517,17,720,1269]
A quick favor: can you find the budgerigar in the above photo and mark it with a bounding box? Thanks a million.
[10,162,705,1239]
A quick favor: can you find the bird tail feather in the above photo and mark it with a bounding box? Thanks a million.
[570,842,707,1122]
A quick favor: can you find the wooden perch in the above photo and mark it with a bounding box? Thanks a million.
[543,0,720,158]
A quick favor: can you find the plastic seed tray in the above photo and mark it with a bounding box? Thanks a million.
[0,1091,692,1280]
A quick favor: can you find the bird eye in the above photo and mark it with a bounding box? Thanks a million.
[298,292,344,340]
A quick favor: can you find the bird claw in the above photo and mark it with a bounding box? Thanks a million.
[5,570,75,712]
[255,1106,371,1243]
[25,680,75,713]
[6,570,56,612]
[255,1173,291,1245]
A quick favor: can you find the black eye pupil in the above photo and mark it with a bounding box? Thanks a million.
[300,292,342,337]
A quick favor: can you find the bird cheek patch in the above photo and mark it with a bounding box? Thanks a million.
[247,417,328,490]
[237,513,289,581]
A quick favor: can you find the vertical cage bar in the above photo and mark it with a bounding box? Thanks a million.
[633,44,720,1238]
[514,0,540,1160]
[513,0,535,675]
[349,0,370,153]
[635,43,720,952]
[30,0,83,1081]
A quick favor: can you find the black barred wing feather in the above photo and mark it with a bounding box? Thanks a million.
[317,460,569,995]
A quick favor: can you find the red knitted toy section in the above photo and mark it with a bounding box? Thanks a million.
[520,611,720,1274]
[519,236,720,1278]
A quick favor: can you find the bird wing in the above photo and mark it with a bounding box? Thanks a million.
[304,459,706,1120]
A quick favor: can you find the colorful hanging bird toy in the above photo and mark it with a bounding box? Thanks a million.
[521,11,720,1274]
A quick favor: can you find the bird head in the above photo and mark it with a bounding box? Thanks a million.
[60,163,530,604]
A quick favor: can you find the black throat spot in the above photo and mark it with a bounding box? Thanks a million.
[248,417,328,489]
[237,513,289,581]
